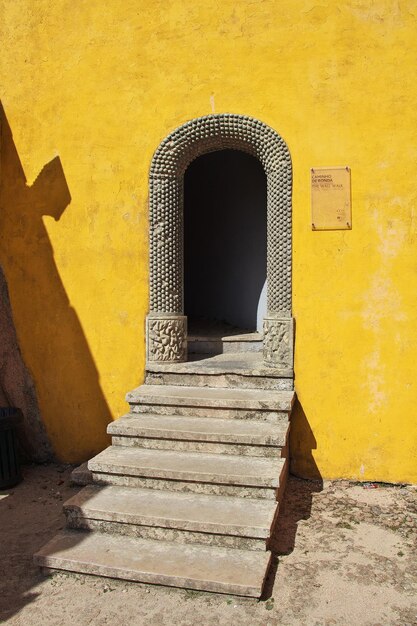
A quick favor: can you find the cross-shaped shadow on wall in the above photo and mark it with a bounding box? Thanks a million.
[0,102,112,461]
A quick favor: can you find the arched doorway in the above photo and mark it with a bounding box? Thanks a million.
[184,149,267,334]
[146,114,294,369]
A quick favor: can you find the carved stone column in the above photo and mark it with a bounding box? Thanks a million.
[146,314,187,363]
[149,175,183,314]
[263,315,294,370]
[266,168,292,315]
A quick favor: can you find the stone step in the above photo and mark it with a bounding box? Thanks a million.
[34,530,271,597]
[71,462,92,486]
[88,446,286,499]
[188,333,262,355]
[146,371,291,391]
[129,408,292,422]
[127,384,294,421]
[64,485,277,551]
[145,353,292,390]
[132,404,288,421]
[108,413,288,457]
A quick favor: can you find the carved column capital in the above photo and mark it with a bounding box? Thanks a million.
[263,316,294,369]
[146,315,187,363]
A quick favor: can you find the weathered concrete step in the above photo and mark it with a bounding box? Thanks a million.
[110,435,285,458]
[34,530,271,597]
[127,384,294,412]
[89,446,283,487]
[146,353,292,391]
[132,404,288,421]
[108,413,288,447]
[109,414,288,457]
[71,461,92,486]
[188,333,262,355]
[88,446,286,499]
[146,370,292,391]
[64,485,277,550]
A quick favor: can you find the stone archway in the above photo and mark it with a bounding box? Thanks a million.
[147,113,294,369]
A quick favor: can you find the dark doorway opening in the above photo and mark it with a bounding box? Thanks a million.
[184,149,267,334]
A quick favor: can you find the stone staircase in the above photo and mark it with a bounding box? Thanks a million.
[34,338,294,598]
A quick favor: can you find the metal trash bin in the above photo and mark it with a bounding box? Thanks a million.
[0,408,23,489]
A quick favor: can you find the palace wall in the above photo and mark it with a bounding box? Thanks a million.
[1,0,416,481]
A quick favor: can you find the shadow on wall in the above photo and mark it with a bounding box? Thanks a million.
[290,399,322,480]
[0,102,111,462]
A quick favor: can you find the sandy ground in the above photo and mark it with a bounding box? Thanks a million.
[0,464,416,626]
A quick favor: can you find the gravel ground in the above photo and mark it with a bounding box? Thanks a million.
[0,464,416,626]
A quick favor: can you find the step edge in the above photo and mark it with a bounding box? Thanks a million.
[127,384,295,399]
[126,395,294,412]
[108,425,286,446]
[145,366,292,377]
[64,506,272,539]
[108,413,289,428]
[87,462,281,488]
[64,484,279,512]
[34,532,271,597]
[35,557,265,597]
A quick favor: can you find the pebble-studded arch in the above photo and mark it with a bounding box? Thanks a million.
[149,114,292,316]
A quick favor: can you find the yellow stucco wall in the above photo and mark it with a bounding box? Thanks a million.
[0,0,416,481]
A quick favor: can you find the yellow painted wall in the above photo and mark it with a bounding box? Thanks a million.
[0,0,416,481]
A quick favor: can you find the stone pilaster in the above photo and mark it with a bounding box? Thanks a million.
[263,316,294,369]
[146,314,187,363]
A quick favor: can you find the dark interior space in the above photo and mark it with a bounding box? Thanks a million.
[184,149,267,333]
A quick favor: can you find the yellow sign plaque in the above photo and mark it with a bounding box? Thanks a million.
[311,166,352,230]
